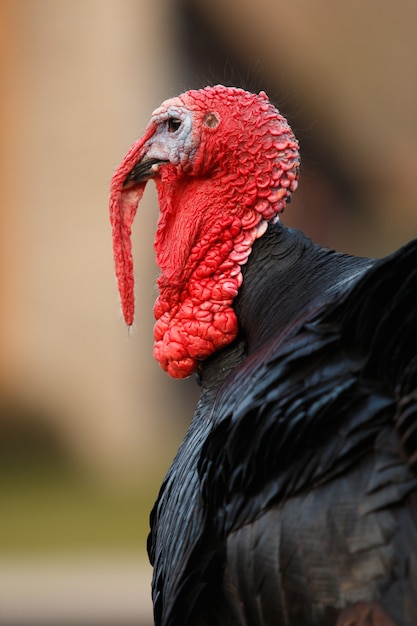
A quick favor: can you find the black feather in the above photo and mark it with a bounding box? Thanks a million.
[148,224,417,626]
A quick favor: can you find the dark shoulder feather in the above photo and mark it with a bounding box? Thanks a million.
[149,231,417,626]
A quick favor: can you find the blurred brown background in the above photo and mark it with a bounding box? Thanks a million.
[0,0,416,623]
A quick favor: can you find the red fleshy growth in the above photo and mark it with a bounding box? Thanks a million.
[109,126,155,325]
[109,86,300,377]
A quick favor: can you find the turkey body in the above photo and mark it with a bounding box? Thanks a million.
[148,224,417,626]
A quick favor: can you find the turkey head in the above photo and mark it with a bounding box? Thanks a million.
[110,86,300,378]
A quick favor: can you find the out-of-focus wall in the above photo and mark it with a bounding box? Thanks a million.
[0,0,192,480]
[0,1,23,398]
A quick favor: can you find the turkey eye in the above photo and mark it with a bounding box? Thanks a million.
[167,118,181,133]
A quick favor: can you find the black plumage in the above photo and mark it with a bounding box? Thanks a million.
[148,224,417,626]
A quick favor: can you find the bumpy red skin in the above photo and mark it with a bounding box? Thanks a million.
[110,86,300,379]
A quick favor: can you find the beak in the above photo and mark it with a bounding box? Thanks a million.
[122,157,167,188]
[109,124,157,326]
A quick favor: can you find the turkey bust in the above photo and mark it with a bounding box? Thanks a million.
[110,86,417,626]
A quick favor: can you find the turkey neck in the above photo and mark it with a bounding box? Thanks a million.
[233,222,373,355]
[197,223,372,392]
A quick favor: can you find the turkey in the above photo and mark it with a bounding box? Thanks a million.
[109,86,417,626]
